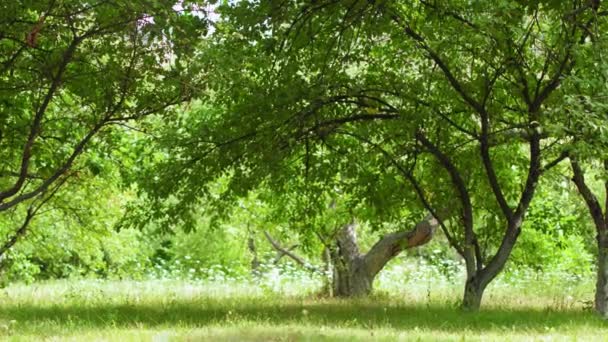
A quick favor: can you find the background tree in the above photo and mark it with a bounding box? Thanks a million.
[0,0,208,264]
[559,19,608,316]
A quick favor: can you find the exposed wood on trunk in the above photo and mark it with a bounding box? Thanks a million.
[332,222,369,297]
[336,221,360,262]
[364,214,438,278]
[332,213,440,297]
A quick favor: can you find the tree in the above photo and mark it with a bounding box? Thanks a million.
[559,21,608,317]
[0,1,208,263]
[135,0,602,310]
[255,188,441,297]
[0,172,153,284]
[570,159,608,317]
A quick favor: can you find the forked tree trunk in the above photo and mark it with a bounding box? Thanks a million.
[596,232,608,317]
[459,218,522,311]
[331,215,439,297]
[264,214,439,298]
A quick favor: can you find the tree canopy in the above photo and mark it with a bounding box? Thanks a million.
[133,0,606,310]
[0,0,207,259]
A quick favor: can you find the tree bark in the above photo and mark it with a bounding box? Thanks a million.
[462,277,486,311]
[331,253,372,297]
[364,214,439,277]
[321,247,333,296]
[596,231,608,317]
[332,222,373,297]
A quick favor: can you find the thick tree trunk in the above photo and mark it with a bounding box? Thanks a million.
[596,232,608,317]
[331,256,374,297]
[364,214,438,277]
[331,222,374,297]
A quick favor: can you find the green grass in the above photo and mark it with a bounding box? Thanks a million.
[0,279,606,341]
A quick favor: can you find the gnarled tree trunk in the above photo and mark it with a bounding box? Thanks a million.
[331,215,439,297]
[264,214,439,298]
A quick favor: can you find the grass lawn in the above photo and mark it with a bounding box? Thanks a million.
[0,279,606,341]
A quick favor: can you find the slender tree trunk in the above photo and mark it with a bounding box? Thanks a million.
[247,234,261,277]
[459,219,522,311]
[596,231,608,317]
[321,247,334,297]
[571,159,608,318]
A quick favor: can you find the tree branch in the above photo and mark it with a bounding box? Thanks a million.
[390,14,485,115]
[0,172,69,258]
[335,129,464,256]
[479,112,513,220]
[571,158,604,229]
[416,131,478,274]
[364,213,439,278]
[0,121,104,212]
[263,231,318,272]
[0,208,35,258]
[541,150,569,173]
[0,37,81,202]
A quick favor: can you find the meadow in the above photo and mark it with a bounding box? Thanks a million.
[0,260,605,341]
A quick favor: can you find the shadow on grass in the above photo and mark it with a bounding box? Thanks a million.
[1,299,606,332]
